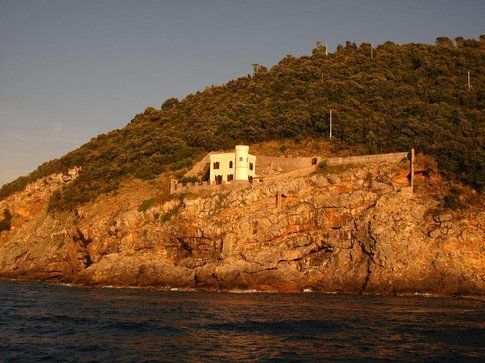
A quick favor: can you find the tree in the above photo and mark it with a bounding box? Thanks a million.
[366,130,377,154]
[454,37,465,47]
[313,41,327,56]
[436,37,453,47]
[251,63,260,76]
[161,97,179,110]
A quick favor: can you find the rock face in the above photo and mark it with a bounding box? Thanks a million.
[0,163,483,296]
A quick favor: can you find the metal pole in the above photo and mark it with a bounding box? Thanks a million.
[371,44,374,59]
[329,109,333,138]
[410,148,415,192]
[325,42,328,56]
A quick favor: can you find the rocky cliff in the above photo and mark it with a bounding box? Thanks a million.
[0,160,483,296]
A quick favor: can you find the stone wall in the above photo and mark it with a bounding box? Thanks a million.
[325,152,409,166]
[170,178,264,195]
[257,155,322,173]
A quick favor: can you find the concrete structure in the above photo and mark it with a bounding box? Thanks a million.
[209,145,256,183]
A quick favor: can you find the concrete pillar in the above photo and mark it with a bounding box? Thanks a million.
[170,179,178,194]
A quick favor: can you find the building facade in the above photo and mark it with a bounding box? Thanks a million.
[209,145,256,183]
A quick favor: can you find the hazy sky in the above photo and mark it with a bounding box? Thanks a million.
[0,0,483,186]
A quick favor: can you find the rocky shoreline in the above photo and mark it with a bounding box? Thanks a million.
[0,162,483,297]
[2,278,485,302]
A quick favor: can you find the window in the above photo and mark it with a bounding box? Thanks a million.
[227,174,234,181]
[213,162,220,169]
[249,162,254,171]
[312,158,317,165]
[229,161,233,168]
[239,157,243,162]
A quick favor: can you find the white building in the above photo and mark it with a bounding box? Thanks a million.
[209,145,256,184]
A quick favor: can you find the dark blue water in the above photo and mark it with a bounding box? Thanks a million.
[0,280,483,362]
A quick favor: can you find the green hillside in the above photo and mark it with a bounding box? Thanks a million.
[1,37,484,210]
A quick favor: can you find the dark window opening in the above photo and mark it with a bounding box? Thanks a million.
[215,175,223,185]
[227,174,234,181]
[249,176,253,183]
[249,162,254,171]
[312,158,318,165]
[213,162,220,169]
[229,161,233,168]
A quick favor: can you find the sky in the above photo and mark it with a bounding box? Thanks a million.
[0,0,484,186]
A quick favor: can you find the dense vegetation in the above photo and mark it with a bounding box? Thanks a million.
[1,37,483,211]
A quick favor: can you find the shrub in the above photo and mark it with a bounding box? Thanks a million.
[364,172,373,188]
[443,188,465,210]
[139,198,157,212]
[180,176,200,184]
[0,208,12,232]
[161,203,182,222]
[316,161,328,173]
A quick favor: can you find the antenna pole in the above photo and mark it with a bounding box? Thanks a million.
[329,109,333,138]
[325,42,328,56]
[371,43,374,59]
[467,71,471,90]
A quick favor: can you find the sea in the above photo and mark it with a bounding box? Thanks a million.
[0,280,483,362]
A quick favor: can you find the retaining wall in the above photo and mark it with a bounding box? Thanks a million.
[325,152,409,166]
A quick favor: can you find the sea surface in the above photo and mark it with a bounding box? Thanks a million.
[0,280,483,362]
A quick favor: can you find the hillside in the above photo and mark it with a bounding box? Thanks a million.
[0,37,484,211]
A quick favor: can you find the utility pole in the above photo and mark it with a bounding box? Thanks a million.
[325,42,328,56]
[370,43,374,59]
[329,109,333,138]
[467,71,471,90]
